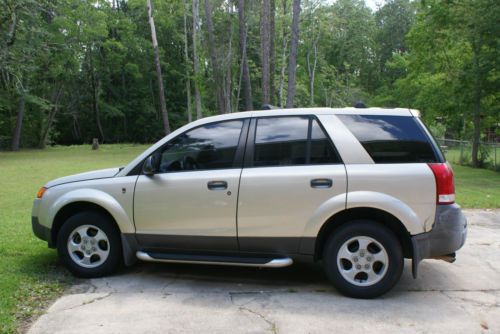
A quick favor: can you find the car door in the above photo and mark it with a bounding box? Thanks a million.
[237,116,347,254]
[133,119,249,252]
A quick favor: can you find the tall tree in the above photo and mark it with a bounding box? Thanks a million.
[192,0,203,119]
[204,0,227,114]
[375,0,415,85]
[11,91,25,151]
[88,47,105,142]
[269,0,276,105]
[378,0,499,167]
[304,0,321,106]
[306,37,318,106]
[183,0,192,122]
[237,0,253,110]
[260,0,271,105]
[39,84,63,148]
[147,0,170,134]
[286,0,301,108]
[277,0,289,107]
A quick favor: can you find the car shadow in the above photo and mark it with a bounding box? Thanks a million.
[118,260,330,288]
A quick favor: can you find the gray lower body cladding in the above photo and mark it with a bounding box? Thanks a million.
[33,204,468,274]
[32,216,54,247]
[121,234,314,266]
[411,203,467,278]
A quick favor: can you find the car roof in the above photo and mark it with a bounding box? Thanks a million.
[194,107,418,124]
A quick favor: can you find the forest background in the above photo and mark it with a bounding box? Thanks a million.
[1,0,498,167]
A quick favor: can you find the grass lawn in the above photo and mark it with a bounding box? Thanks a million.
[0,144,147,333]
[453,164,500,208]
[0,144,498,332]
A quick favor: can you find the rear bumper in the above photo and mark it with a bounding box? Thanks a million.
[411,203,467,277]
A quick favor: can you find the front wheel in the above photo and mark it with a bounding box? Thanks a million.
[57,211,122,278]
[323,220,403,298]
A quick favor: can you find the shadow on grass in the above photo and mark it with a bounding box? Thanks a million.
[9,250,72,333]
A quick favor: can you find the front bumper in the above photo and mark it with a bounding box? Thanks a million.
[411,203,467,278]
[32,216,53,247]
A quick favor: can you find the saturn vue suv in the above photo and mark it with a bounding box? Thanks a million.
[32,107,467,298]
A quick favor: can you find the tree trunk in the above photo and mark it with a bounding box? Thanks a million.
[204,0,227,114]
[286,0,301,108]
[183,0,193,123]
[471,39,482,167]
[148,0,171,134]
[471,102,481,167]
[238,0,253,110]
[278,0,288,107]
[260,0,271,105]
[11,92,25,151]
[94,78,105,143]
[223,8,233,114]
[306,37,318,106]
[89,49,105,142]
[7,8,18,47]
[39,85,63,148]
[192,0,202,119]
[269,0,276,105]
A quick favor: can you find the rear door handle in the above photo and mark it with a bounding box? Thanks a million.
[207,180,228,190]
[310,178,333,189]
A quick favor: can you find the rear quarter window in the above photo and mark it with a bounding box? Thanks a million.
[337,114,440,163]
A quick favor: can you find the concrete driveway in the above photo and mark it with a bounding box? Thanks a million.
[28,210,500,334]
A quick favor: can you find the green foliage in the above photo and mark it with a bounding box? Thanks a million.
[373,0,499,142]
[0,0,497,167]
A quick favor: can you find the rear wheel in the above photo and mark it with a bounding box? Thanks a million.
[323,220,403,298]
[57,211,122,278]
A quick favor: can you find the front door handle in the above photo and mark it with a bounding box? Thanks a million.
[207,180,228,190]
[310,178,333,189]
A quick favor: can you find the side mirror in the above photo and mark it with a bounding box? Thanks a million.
[142,156,155,176]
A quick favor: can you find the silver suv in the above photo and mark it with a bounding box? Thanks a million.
[32,108,467,298]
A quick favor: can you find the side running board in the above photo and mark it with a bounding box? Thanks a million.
[136,251,293,268]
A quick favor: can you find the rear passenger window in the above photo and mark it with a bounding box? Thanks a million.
[253,117,341,167]
[254,117,308,166]
[337,115,438,163]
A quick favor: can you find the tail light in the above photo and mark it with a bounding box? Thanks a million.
[428,163,455,204]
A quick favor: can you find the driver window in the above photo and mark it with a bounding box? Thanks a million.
[158,120,244,173]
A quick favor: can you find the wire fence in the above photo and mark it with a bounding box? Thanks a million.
[437,138,499,171]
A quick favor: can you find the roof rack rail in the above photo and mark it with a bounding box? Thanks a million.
[354,101,367,108]
[261,104,278,110]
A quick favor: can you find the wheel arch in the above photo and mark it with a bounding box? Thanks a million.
[48,188,135,247]
[311,207,413,261]
[51,202,119,247]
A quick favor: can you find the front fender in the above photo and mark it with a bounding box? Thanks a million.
[47,188,135,234]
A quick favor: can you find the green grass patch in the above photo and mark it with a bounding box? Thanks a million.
[0,144,498,332]
[0,144,147,333]
[452,164,500,208]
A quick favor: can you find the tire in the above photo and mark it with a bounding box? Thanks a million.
[57,211,122,278]
[322,220,403,299]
